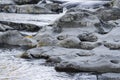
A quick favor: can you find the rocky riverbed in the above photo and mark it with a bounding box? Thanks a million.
[1,0,120,80]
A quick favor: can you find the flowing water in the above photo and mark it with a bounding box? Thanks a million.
[0,0,111,80]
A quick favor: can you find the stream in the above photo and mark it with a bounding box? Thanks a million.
[0,0,112,80]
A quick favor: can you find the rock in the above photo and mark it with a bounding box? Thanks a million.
[53,9,99,33]
[0,4,54,14]
[79,42,102,50]
[98,73,120,80]
[57,37,80,48]
[104,41,120,50]
[96,8,120,21]
[0,21,41,31]
[36,34,57,47]
[37,3,63,13]
[21,46,94,61]
[0,23,14,31]
[94,19,114,34]
[0,30,37,47]
[78,32,98,42]
[13,0,40,5]
[55,55,120,73]
[57,10,99,27]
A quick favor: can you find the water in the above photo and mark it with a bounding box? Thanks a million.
[0,48,73,80]
[0,0,110,79]
[0,47,98,80]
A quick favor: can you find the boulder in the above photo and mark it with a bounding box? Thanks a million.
[0,30,37,47]
[104,41,120,50]
[78,32,98,42]
[96,8,120,21]
[57,37,80,48]
[55,55,120,73]
[79,42,102,50]
[52,9,99,33]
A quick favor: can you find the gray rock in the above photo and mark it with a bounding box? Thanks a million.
[79,42,102,50]
[57,37,80,48]
[104,41,120,50]
[36,34,57,47]
[96,8,120,21]
[94,19,114,34]
[0,4,54,14]
[21,46,94,61]
[0,30,37,46]
[55,56,120,73]
[52,9,99,33]
[78,32,98,42]
[37,3,63,13]
[0,21,41,31]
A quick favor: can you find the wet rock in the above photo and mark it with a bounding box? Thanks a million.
[55,56,120,73]
[0,23,14,31]
[104,41,120,50]
[98,73,120,80]
[79,42,102,50]
[37,3,63,13]
[21,46,94,61]
[0,4,54,14]
[94,19,114,34]
[0,30,37,47]
[57,37,80,48]
[13,0,40,5]
[96,8,120,21]
[36,34,57,47]
[78,32,98,42]
[53,9,99,33]
[0,21,41,31]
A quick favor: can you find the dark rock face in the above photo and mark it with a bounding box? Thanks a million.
[0,21,41,32]
[0,4,62,14]
[13,0,40,5]
[0,23,14,31]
